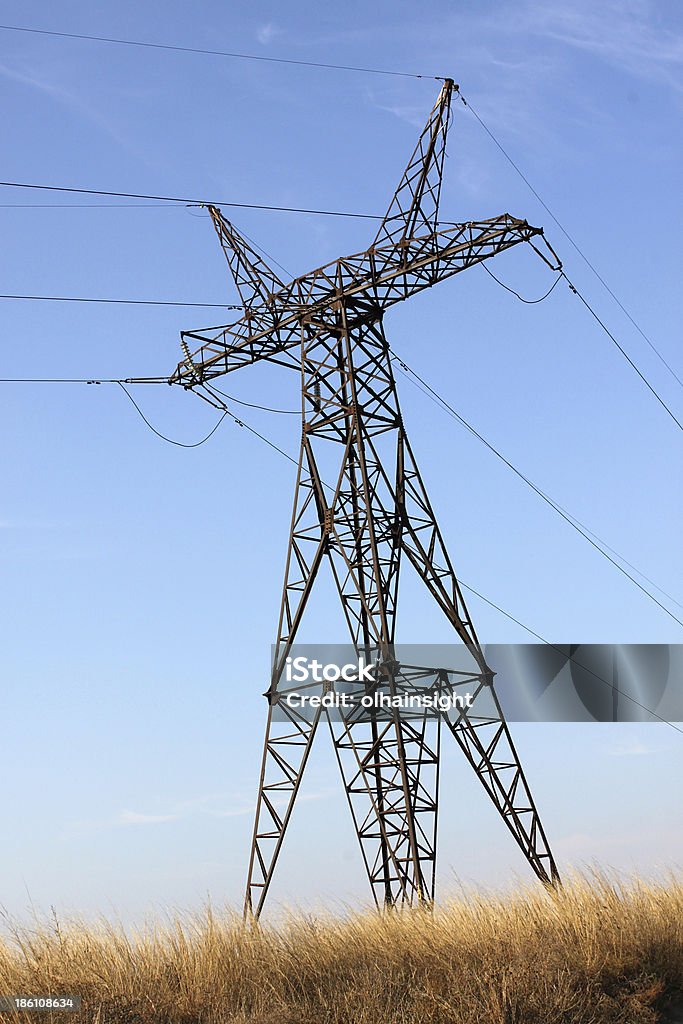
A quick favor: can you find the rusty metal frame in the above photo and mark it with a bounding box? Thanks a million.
[170,80,561,918]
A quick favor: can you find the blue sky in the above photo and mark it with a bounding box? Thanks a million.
[0,0,681,923]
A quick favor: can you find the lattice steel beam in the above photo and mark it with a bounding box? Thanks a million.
[170,79,562,917]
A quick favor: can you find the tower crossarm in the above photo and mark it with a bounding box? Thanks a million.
[365,216,558,308]
[170,216,560,386]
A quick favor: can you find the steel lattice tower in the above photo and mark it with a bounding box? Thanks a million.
[170,80,561,917]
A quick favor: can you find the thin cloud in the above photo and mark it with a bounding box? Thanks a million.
[211,789,331,818]
[0,520,59,530]
[372,100,429,129]
[554,832,603,856]
[64,787,332,837]
[0,57,146,157]
[523,1,683,92]
[256,23,283,47]
[117,810,179,826]
[607,738,652,757]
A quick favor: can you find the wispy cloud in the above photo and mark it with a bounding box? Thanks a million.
[371,99,430,130]
[210,789,330,819]
[555,821,683,866]
[0,57,146,157]
[65,788,332,838]
[256,23,283,47]
[117,810,179,826]
[607,738,652,757]
[368,0,683,156]
[554,832,603,856]
[525,0,683,92]
[0,519,59,530]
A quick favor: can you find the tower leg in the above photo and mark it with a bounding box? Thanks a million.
[397,434,560,885]
[327,697,440,906]
[441,687,560,885]
[244,435,329,917]
[245,702,322,917]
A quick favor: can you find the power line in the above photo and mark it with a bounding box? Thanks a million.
[0,377,166,384]
[5,266,678,438]
[117,382,228,447]
[411,266,683,611]
[2,29,677,397]
[480,259,683,434]
[458,91,683,392]
[390,351,683,631]
[0,375,299,415]
[3,233,677,442]
[3,278,678,601]
[2,162,677,604]
[0,293,242,309]
[456,579,683,735]
[481,262,562,304]
[207,382,298,415]
[562,273,683,432]
[0,377,120,383]
[3,338,680,619]
[395,349,683,625]
[203,385,302,466]
[0,180,381,219]
[0,23,441,80]
[3,181,676,434]
[237,222,295,281]
[0,202,190,208]
[3,23,675,398]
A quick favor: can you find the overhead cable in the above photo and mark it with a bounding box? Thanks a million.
[459,91,683,391]
[390,351,683,630]
[0,23,441,80]
[0,180,382,220]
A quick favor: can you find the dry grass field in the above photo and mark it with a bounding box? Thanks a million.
[0,874,681,1024]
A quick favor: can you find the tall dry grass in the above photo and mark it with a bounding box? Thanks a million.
[0,874,681,1023]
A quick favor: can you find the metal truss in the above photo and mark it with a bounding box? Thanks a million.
[170,79,562,917]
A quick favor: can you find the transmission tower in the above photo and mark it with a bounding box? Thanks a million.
[171,80,561,917]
